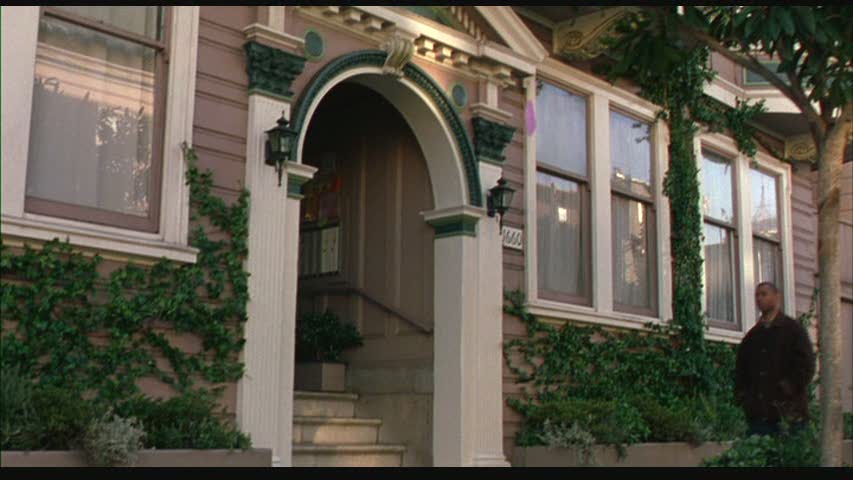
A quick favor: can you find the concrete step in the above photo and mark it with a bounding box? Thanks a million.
[292,444,406,467]
[294,391,358,418]
[293,416,381,445]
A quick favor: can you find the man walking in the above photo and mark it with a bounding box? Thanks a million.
[735,282,816,436]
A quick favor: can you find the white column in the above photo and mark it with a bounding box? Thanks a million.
[1,6,40,218]
[590,93,613,312]
[237,94,315,467]
[425,204,507,466]
[473,164,511,467]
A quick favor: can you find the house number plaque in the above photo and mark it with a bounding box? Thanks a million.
[502,226,523,251]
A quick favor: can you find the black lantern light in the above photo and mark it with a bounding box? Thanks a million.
[265,113,298,186]
[487,177,515,224]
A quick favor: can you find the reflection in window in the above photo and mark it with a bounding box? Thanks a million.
[702,151,735,224]
[25,7,165,230]
[610,111,652,198]
[750,169,779,239]
[536,82,588,176]
[751,168,783,316]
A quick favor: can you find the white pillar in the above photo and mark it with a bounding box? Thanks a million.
[237,93,315,467]
[473,164,511,467]
[424,203,507,467]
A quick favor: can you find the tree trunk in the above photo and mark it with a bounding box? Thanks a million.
[817,106,850,467]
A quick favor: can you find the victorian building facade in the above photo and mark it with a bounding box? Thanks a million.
[1,6,850,467]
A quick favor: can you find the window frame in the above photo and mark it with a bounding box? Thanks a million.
[1,6,200,263]
[697,132,796,339]
[534,79,593,307]
[700,145,743,330]
[749,166,786,315]
[608,108,658,317]
[24,7,171,232]
[525,58,671,331]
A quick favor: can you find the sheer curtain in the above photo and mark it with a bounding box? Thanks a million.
[612,196,654,311]
[26,10,158,218]
[753,239,781,286]
[704,223,737,323]
[537,172,588,302]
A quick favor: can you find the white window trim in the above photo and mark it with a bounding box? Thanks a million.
[1,6,200,264]
[697,132,796,339]
[524,58,673,332]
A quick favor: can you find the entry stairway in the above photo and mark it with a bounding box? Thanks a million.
[292,391,406,467]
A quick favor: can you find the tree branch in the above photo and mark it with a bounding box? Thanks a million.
[661,11,827,143]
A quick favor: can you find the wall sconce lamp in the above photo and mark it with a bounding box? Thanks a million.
[265,113,298,186]
[487,177,515,227]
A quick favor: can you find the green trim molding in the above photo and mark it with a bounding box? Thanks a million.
[244,41,307,101]
[290,50,483,207]
[425,213,479,238]
[472,116,516,165]
[287,168,313,199]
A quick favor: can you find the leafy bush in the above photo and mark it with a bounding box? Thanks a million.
[116,391,250,450]
[81,410,145,467]
[1,365,35,449]
[702,425,820,467]
[537,419,597,465]
[514,397,649,455]
[295,310,363,362]
[19,384,100,451]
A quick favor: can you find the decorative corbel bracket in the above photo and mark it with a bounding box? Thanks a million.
[472,116,516,166]
[784,133,818,163]
[553,7,639,61]
[381,32,416,78]
[244,40,307,101]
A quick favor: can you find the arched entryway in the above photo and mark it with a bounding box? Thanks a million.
[238,49,508,467]
[296,82,436,466]
[287,54,508,467]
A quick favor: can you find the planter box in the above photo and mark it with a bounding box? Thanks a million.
[512,442,733,467]
[295,362,346,392]
[0,449,271,468]
[512,440,853,467]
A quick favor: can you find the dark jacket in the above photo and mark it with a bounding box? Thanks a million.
[734,312,816,424]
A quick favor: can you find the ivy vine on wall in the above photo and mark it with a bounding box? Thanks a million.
[0,144,249,403]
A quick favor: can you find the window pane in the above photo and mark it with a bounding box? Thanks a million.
[750,169,779,239]
[704,223,738,324]
[53,6,162,40]
[610,111,652,198]
[702,151,735,224]
[612,195,656,313]
[753,238,782,288]
[537,172,589,302]
[536,82,588,176]
[27,15,157,218]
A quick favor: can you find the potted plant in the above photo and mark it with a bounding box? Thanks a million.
[294,310,364,392]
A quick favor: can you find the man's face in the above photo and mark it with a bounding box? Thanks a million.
[755,285,779,314]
